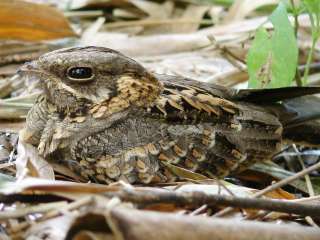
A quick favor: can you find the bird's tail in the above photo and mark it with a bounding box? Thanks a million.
[234,87,320,146]
[276,96,320,146]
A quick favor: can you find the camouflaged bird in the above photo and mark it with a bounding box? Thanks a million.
[19,46,320,184]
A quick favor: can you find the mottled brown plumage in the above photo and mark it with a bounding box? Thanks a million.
[19,46,320,184]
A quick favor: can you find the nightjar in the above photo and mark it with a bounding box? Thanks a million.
[18,46,320,184]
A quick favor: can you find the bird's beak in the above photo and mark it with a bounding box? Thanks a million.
[17,61,42,75]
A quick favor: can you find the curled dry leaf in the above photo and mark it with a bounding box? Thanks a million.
[0,0,76,41]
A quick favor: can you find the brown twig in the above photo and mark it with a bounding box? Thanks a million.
[253,161,320,198]
[214,161,320,217]
[104,188,320,218]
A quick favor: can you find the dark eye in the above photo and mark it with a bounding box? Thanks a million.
[67,67,94,82]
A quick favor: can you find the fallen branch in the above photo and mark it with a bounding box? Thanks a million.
[66,207,320,240]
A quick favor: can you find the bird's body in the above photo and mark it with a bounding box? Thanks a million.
[20,47,320,184]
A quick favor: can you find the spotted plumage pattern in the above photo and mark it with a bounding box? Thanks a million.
[19,46,320,184]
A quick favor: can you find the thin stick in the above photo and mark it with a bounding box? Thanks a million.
[292,144,315,196]
[253,161,320,198]
[214,161,320,217]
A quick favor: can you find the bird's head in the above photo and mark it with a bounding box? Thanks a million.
[19,46,163,116]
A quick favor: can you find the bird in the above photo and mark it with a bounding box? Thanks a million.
[18,46,320,184]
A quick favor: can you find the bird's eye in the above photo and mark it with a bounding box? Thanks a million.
[67,67,94,82]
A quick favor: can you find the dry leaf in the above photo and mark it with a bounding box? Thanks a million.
[15,138,55,180]
[80,32,211,56]
[69,0,133,9]
[129,0,173,18]
[25,215,74,240]
[173,183,256,198]
[162,162,209,181]
[121,0,175,35]
[224,0,280,23]
[177,5,209,33]
[0,0,76,41]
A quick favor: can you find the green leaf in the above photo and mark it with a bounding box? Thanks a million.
[303,0,320,15]
[281,0,292,9]
[269,2,299,87]
[302,0,320,37]
[281,0,304,15]
[248,3,298,88]
[247,28,272,88]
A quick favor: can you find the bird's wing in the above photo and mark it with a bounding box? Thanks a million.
[150,74,240,125]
